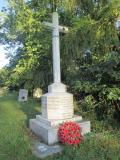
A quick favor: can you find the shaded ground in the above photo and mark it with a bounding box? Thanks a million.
[0,90,120,160]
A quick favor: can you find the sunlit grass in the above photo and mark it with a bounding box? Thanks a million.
[0,92,40,160]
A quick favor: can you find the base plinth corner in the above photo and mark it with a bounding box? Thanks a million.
[29,116,90,145]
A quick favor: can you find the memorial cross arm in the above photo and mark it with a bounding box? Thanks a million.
[42,12,69,83]
[42,21,69,33]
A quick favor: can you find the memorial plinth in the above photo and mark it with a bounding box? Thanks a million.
[42,83,73,120]
[30,83,90,145]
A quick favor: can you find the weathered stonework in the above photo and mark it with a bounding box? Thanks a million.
[30,83,91,145]
[48,83,66,93]
[30,117,90,145]
[18,89,28,102]
[36,115,82,127]
[42,92,74,120]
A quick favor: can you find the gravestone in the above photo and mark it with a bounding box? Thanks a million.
[33,88,42,99]
[30,12,90,145]
[116,19,120,29]
[18,89,28,102]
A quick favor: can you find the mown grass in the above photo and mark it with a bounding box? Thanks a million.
[0,92,40,160]
[0,90,120,160]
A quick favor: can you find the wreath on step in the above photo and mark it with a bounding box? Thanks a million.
[58,121,83,145]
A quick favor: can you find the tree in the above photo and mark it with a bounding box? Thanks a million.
[0,0,120,122]
[0,67,10,87]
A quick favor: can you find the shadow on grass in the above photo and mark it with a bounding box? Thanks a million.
[0,92,41,127]
[18,97,41,127]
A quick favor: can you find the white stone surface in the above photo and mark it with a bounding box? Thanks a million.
[18,89,28,102]
[41,92,74,120]
[30,119,58,144]
[43,12,68,83]
[30,118,90,145]
[79,121,91,135]
[36,115,82,127]
[48,83,66,93]
[43,21,68,33]
[52,12,61,83]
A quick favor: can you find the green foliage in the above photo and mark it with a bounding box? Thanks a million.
[0,0,120,124]
[1,0,53,90]
[0,67,10,87]
[65,49,120,124]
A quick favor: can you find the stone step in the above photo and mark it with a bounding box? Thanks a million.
[30,118,90,145]
[36,115,82,127]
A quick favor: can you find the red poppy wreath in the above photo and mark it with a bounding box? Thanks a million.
[58,121,83,145]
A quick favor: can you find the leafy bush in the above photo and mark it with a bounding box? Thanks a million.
[67,51,120,130]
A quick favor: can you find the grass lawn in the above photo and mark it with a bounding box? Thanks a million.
[0,90,120,160]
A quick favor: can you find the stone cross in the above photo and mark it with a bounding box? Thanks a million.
[30,11,90,145]
[43,12,68,83]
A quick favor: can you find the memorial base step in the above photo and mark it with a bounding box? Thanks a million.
[30,115,90,145]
